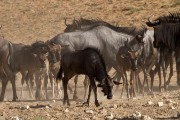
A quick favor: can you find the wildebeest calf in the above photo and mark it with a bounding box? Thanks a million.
[56,47,120,107]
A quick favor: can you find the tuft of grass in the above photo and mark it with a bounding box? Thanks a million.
[32,116,42,120]
[122,6,143,15]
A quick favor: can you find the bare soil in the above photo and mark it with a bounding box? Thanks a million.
[0,0,180,120]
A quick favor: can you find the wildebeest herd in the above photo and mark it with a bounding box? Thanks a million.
[0,12,179,107]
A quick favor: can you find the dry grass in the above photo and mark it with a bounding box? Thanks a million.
[0,0,179,44]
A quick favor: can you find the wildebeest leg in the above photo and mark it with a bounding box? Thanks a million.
[115,71,123,91]
[176,50,180,86]
[56,80,63,99]
[85,82,92,107]
[44,74,49,100]
[35,73,43,100]
[62,77,70,106]
[130,71,136,98]
[62,73,74,106]
[73,75,78,100]
[120,73,126,99]
[166,57,173,87]
[158,67,162,92]
[83,75,89,100]
[161,59,167,91]
[67,84,73,94]
[150,69,155,93]
[123,70,130,99]
[26,72,34,99]
[49,72,55,99]
[90,77,100,107]
[0,79,8,101]
[11,76,18,101]
[20,71,27,100]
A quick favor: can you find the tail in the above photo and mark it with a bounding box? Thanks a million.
[8,42,14,66]
[56,66,63,82]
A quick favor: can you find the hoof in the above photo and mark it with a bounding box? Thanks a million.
[82,102,89,107]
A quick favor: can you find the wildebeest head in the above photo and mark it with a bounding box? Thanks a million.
[123,35,145,70]
[31,46,49,68]
[146,16,162,48]
[47,43,62,63]
[98,76,121,99]
[64,18,80,32]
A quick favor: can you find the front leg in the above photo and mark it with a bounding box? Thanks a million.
[90,77,100,107]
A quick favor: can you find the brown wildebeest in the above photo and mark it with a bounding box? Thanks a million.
[0,38,18,101]
[46,42,63,99]
[10,41,50,100]
[56,47,121,107]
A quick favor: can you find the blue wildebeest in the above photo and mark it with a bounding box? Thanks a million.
[0,38,18,101]
[60,18,147,99]
[56,47,121,107]
[146,12,180,86]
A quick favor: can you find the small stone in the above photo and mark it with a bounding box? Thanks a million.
[141,115,153,120]
[92,116,98,120]
[166,99,176,104]
[105,113,114,120]
[64,108,69,113]
[157,102,164,107]
[45,106,49,109]
[100,108,107,115]
[82,118,89,120]
[52,100,56,103]
[147,101,154,105]
[46,114,50,117]
[11,116,20,120]
[132,111,141,118]
[171,106,175,109]
[26,105,30,109]
[85,109,94,114]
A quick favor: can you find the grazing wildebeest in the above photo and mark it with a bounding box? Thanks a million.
[53,18,147,99]
[56,48,120,107]
[0,38,18,101]
[146,12,180,86]
[10,41,50,100]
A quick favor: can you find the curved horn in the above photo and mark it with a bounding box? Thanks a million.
[64,18,69,26]
[146,15,160,27]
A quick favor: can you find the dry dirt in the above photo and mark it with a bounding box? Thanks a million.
[0,0,180,120]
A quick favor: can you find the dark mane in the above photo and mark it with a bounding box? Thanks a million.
[156,12,180,23]
[68,18,146,36]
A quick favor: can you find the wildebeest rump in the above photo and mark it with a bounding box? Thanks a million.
[56,47,120,107]
[0,38,18,101]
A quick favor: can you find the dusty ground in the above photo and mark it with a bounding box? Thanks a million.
[0,0,180,120]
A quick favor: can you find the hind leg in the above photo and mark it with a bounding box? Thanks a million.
[62,72,74,106]
[73,75,78,100]
[83,76,89,100]
[0,79,8,101]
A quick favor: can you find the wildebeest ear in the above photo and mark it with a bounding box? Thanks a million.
[113,80,122,85]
